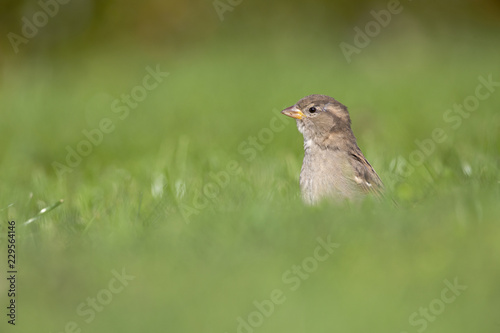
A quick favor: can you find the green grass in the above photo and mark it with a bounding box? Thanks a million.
[1,30,500,333]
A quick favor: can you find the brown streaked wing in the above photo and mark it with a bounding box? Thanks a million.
[349,150,384,197]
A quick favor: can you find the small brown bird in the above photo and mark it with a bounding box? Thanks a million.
[282,94,383,204]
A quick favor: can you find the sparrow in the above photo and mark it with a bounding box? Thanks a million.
[281,94,383,205]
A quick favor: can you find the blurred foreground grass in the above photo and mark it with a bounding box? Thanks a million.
[1,29,500,333]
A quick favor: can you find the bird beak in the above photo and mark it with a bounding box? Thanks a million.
[281,106,306,119]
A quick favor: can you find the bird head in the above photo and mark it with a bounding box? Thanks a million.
[281,94,353,145]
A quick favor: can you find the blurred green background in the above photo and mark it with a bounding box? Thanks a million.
[1,0,500,332]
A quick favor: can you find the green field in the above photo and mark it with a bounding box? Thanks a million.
[1,21,500,333]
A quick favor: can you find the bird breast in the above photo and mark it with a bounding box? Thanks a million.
[300,142,358,204]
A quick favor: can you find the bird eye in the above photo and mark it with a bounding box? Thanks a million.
[309,107,317,113]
